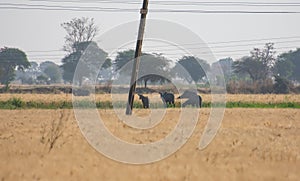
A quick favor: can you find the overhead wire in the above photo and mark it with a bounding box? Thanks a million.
[2,1,300,60]
[1,2,300,13]
[24,45,300,61]
[26,0,300,6]
[0,3,137,12]
[23,36,300,58]
[141,39,300,51]
[27,49,64,53]
[24,35,300,53]
[125,36,300,51]
[144,45,299,55]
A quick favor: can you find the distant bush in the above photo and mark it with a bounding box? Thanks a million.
[226,79,273,94]
[290,85,300,94]
[273,76,290,94]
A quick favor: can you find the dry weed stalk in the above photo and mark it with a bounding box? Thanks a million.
[40,110,69,152]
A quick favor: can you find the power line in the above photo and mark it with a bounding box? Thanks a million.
[28,55,65,57]
[24,37,300,56]
[141,39,300,52]
[154,1,300,6]
[24,45,300,61]
[148,45,300,55]
[207,45,299,54]
[150,9,300,14]
[8,36,300,61]
[102,36,300,51]
[27,49,63,53]
[27,0,140,4]
[147,1,300,7]
[25,35,300,53]
[206,39,300,49]
[21,36,300,54]
[1,2,300,13]
[206,36,300,45]
[0,3,137,12]
[139,35,300,48]
[27,0,300,6]
[113,45,299,57]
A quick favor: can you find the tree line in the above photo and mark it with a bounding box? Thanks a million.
[0,17,300,94]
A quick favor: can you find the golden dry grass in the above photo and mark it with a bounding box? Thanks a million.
[0,108,299,180]
[0,93,300,104]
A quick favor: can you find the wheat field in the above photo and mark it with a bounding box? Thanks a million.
[1,93,300,104]
[0,107,299,180]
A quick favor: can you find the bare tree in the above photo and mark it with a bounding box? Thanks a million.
[61,17,98,52]
[250,43,276,76]
[234,43,276,81]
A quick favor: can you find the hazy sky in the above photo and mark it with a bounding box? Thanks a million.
[1,0,300,64]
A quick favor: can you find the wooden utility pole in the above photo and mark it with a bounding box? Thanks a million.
[126,0,149,115]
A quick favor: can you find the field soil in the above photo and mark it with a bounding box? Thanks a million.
[0,108,299,180]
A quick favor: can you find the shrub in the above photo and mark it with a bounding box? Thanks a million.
[273,76,290,94]
[9,97,24,108]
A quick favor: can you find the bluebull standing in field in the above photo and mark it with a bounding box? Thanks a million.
[159,92,175,107]
[73,88,90,96]
[178,90,202,108]
[138,94,149,108]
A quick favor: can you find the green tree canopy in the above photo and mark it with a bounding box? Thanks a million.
[0,47,30,88]
[273,75,290,94]
[212,57,233,83]
[274,57,294,79]
[277,48,300,82]
[101,58,112,69]
[138,54,172,88]
[61,41,108,85]
[40,61,56,72]
[61,18,108,85]
[15,61,40,84]
[114,49,135,71]
[233,56,266,81]
[114,50,172,88]
[43,63,62,84]
[29,61,39,70]
[173,56,210,83]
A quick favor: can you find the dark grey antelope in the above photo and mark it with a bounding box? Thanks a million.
[138,94,149,108]
[72,88,90,96]
[159,92,175,106]
[178,90,202,108]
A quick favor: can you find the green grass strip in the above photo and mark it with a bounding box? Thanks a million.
[0,98,299,109]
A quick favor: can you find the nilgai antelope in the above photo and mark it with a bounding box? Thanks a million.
[138,94,149,108]
[73,88,90,96]
[159,92,175,106]
[178,90,202,108]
